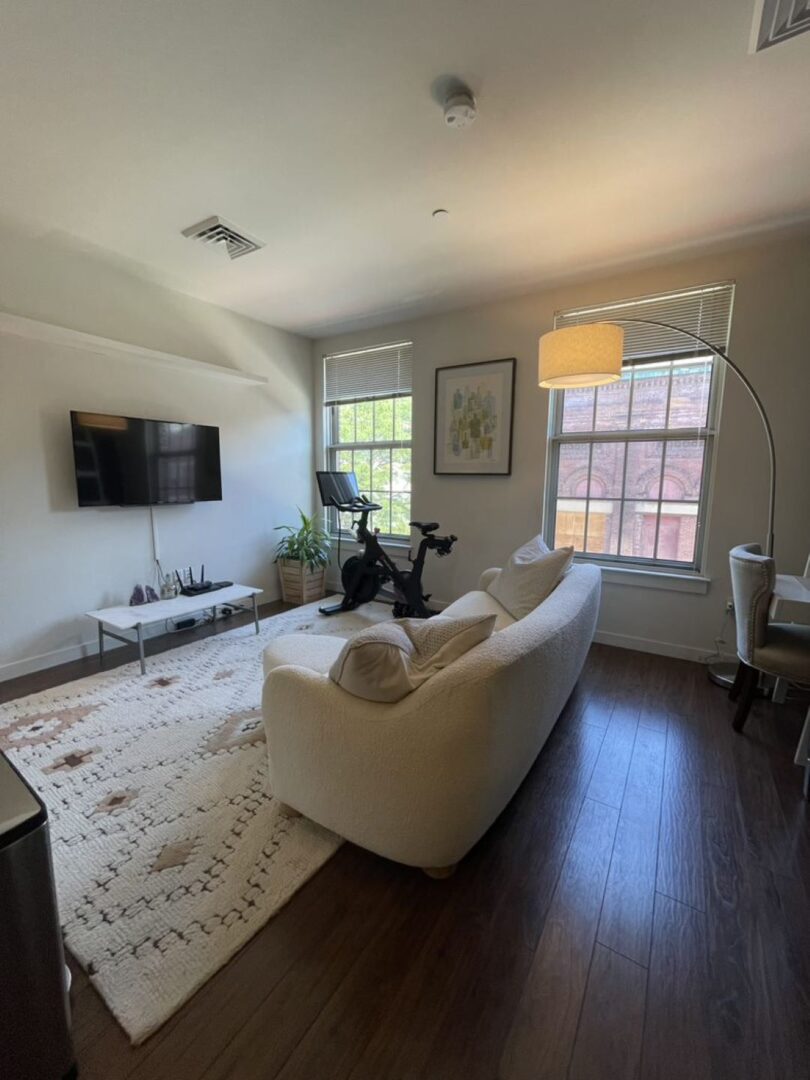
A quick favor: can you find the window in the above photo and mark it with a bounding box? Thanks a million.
[545,283,734,571]
[323,341,413,538]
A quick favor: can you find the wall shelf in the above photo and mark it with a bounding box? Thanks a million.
[0,311,269,385]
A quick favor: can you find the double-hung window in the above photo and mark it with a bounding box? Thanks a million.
[544,283,734,571]
[323,341,413,538]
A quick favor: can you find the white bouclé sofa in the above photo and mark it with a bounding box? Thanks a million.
[261,563,600,873]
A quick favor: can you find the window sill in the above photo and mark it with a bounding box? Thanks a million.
[577,560,711,594]
[329,534,411,552]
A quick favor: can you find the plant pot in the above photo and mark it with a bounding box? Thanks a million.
[277,559,327,606]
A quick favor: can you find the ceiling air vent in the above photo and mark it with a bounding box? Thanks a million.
[181,216,264,260]
[753,0,810,50]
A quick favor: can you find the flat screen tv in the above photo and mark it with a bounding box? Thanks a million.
[70,411,222,507]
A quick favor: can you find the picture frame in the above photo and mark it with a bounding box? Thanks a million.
[433,357,516,476]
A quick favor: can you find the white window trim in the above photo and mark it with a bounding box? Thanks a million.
[542,354,725,575]
[589,561,711,593]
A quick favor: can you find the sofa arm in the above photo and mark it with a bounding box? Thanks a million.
[478,567,501,592]
[262,664,494,867]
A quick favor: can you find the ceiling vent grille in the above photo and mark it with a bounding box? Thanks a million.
[181,216,264,260]
[753,0,810,50]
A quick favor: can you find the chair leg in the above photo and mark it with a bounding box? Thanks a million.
[732,664,758,733]
[729,661,747,702]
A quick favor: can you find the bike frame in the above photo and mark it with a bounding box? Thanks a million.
[346,508,445,616]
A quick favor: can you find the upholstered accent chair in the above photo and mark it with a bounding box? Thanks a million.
[728,544,810,738]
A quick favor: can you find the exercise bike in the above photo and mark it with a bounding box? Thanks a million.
[316,471,457,619]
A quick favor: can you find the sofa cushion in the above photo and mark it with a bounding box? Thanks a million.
[488,534,573,619]
[329,614,497,703]
[263,633,344,679]
[441,589,516,631]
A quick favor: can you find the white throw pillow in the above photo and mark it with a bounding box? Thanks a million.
[329,614,497,703]
[487,535,573,619]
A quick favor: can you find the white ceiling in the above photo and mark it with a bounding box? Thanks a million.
[2,0,809,337]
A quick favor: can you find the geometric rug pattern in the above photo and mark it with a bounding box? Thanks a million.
[0,599,387,1043]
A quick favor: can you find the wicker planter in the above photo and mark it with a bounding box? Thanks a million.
[277,559,327,606]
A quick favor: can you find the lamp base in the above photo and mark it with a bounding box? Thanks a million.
[707,660,772,697]
[707,660,737,689]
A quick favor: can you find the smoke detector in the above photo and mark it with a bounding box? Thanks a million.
[181,216,264,260]
[443,89,477,130]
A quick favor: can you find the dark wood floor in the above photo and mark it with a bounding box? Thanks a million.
[5,620,810,1079]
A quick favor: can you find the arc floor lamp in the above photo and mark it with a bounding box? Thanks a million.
[538,318,776,684]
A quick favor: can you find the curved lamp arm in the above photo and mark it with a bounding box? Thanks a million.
[611,317,775,558]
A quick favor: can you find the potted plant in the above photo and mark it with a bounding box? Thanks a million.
[274,509,331,605]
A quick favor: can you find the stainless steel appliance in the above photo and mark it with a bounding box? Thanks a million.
[0,752,77,1079]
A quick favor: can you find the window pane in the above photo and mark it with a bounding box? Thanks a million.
[338,404,355,443]
[391,448,411,493]
[391,494,410,537]
[371,447,391,491]
[620,501,658,559]
[353,449,371,491]
[327,392,411,537]
[355,400,374,442]
[630,363,670,429]
[589,442,625,498]
[394,396,412,441]
[370,492,391,535]
[561,386,595,433]
[374,398,394,442]
[661,440,704,500]
[657,505,698,562]
[625,441,663,499]
[594,373,631,431]
[558,443,591,497]
[668,359,712,429]
[555,499,587,550]
[586,500,620,554]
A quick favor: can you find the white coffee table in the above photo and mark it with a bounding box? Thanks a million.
[87,584,263,675]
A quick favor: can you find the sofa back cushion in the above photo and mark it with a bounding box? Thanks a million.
[440,589,516,631]
[487,534,574,619]
[329,614,497,703]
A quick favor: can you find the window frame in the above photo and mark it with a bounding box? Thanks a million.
[324,391,413,541]
[542,353,724,573]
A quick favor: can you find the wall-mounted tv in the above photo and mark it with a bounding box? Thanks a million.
[70,411,222,507]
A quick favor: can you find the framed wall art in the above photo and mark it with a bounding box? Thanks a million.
[433,357,516,475]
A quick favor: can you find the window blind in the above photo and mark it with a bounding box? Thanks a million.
[554,282,735,364]
[323,341,413,405]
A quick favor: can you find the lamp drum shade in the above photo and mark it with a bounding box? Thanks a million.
[538,323,624,388]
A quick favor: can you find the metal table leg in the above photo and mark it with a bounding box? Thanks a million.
[252,593,259,634]
[98,622,105,667]
[136,623,146,675]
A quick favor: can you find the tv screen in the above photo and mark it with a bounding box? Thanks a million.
[70,411,222,507]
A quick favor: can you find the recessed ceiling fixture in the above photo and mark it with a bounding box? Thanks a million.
[181,216,264,260]
[432,208,449,218]
[442,86,477,130]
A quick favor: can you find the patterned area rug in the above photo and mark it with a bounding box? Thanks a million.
[0,599,389,1044]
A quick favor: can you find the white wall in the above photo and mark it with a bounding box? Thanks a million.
[314,229,810,661]
[0,226,313,678]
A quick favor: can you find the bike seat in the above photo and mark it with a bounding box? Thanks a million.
[409,520,439,535]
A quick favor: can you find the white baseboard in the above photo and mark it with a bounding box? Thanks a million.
[0,597,281,684]
[593,629,734,664]
[1,638,105,682]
